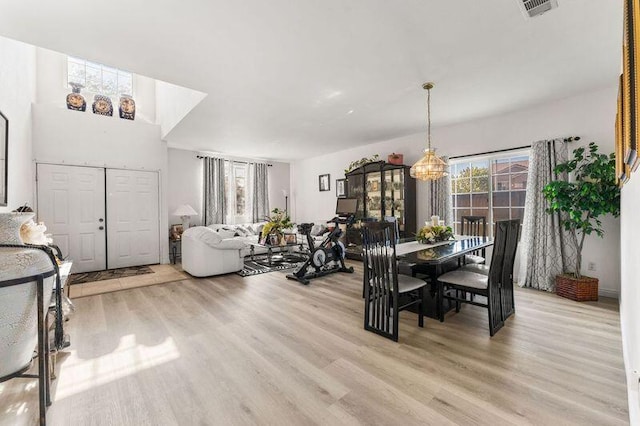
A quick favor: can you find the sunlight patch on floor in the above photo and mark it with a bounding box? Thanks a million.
[54,334,180,400]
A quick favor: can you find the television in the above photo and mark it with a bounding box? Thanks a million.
[336,198,358,216]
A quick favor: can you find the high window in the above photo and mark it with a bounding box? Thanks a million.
[67,56,133,97]
[224,161,249,223]
[451,151,529,236]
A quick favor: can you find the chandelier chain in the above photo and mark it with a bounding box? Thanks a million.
[426,86,431,150]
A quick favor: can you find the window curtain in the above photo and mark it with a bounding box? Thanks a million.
[518,139,576,291]
[250,162,270,222]
[203,157,227,225]
[425,156,453,226]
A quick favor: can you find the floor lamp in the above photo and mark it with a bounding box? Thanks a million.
[282,189,288,216]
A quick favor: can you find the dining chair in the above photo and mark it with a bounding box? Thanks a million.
[436,219,520,336]
[461,215,487,264]
[362,222,427,341]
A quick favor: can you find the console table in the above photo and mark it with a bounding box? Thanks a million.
[169,238,181,264]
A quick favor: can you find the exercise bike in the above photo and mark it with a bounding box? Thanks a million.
[286,217,354,285]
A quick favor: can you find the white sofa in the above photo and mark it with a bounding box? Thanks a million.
[182,227,248,277]
[181,221,329,277]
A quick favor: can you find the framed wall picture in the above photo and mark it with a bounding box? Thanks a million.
[336,178,347,197]
[319,174,330,191]
[0,111,7,207]
[623,0,639,171]
[170,224,184,240]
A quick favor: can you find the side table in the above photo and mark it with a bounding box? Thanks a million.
[169,238,181,264]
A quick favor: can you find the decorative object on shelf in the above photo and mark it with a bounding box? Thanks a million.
[92,95,113,116]
[20,219,53,246]
[336,178,347,197]
[119,94,136,120]
[410,82,448,180]
[344,154,380,174]
[261,208,294,245]
[416,224,453,244]
[319,174,330,191]
[173,204,198,231]
[388,153,404,165]
[0,110,7,207]
[542,142,620,301]
[66,82,86,112]
[0,212,56,378]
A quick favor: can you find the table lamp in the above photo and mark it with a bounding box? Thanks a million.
[173,204,198,231]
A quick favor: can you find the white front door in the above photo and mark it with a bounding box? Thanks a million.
[106,169,160,269]
[37,164,106,273]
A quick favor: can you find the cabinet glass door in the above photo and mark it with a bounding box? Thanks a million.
[347,173,365,218]
[384,169,405,231]
[365,171,382,220]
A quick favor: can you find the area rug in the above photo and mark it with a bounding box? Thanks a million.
[237,258,304,277]
[69,265,154,285]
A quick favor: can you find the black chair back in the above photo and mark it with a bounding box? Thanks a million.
[500,219,520,320]
[461,215,487,237]
[362,222,399,340]
[487,220,508,335]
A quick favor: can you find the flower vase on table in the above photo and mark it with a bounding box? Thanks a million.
[416,223,453,244]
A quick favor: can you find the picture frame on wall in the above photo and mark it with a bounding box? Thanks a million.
[319,174,330,191]
[336,178,347,197]
[170,224,184,240]
[623,0,639,172]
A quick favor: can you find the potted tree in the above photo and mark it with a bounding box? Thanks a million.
[542,142,620,301]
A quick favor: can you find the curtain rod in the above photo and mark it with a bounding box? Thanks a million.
[196,155,273,167]
[449,136,580,160]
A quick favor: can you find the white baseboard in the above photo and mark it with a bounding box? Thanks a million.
[598,288,619,299]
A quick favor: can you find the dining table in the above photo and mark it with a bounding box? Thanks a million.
[395,236,493,319]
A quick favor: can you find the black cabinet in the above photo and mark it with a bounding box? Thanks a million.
[345,161,416,240]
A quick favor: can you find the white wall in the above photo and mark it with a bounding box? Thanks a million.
[156,81,207,138]
[0,37,36,212]
[168,148,203,226]
[269,161,291,214]
[292,86,621,297]
[167,147,291,226]
[35,47,157,124]
[620,176,640,425]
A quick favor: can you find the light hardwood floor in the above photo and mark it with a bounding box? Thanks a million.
[0,261,629,425]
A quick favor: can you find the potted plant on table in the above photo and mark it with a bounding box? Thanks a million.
[261,208,294,245]
[542,142,620,301]
[416,224,453,244]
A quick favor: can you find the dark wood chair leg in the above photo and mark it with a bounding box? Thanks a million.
[455,289,461,313]
[437,281,444,322]
[418,287,425,328]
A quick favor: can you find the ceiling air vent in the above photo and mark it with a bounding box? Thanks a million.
[518,0,558,18]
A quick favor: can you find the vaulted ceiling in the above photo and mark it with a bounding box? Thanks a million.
[0,0,622,160]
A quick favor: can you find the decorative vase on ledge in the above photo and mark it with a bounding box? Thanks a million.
[66,82,86,112]
[118,94,136,120]
[92,95,113,116]
[0,212,56,378]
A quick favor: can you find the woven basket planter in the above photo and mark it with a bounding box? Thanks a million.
[555,274,599,302]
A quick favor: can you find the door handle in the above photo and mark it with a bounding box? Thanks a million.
[99,218,104,222]
[99,226,104,230]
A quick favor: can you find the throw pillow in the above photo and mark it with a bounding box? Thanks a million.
[234,226,251,237]
[216,229,236,239]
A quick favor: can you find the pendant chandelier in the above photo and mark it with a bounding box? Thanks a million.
[410,82,448,181]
